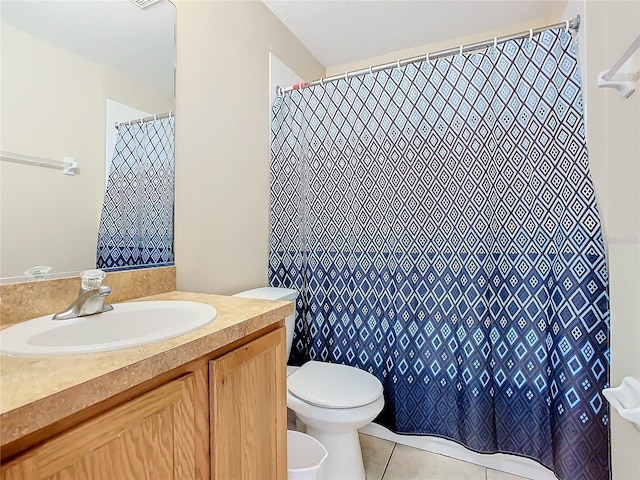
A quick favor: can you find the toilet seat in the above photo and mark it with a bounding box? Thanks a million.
[288,361,383,408]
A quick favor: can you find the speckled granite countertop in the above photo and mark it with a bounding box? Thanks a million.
[0,291,293,449]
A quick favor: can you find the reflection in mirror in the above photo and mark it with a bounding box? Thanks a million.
[97,112,175,270]
[0,0,176,281]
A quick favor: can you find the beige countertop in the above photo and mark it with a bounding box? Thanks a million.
[0,291,293,450]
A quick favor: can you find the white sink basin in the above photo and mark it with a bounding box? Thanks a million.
[0,301,217,357]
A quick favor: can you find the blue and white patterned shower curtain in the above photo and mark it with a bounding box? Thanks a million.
[270,29,610,480]
[97,115,175,269]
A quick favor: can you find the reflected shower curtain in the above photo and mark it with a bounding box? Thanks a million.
[269,29,610,480]
[97,115,175,268]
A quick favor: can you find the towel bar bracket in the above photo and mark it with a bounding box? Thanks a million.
[597,70,636,98]
[597,35,639,98]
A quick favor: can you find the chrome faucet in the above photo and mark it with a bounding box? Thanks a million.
[53,270,113,320]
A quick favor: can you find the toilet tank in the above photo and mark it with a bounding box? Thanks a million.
[233,287,298,362]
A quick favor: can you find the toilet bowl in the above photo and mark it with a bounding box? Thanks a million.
[233,287,385,480]
[287,361,384,480]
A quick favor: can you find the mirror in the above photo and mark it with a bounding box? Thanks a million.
[0,0,176,281]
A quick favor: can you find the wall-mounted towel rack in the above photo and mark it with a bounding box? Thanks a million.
[603,377,640,432]
[0,151,78,176]
[598,35,640,98]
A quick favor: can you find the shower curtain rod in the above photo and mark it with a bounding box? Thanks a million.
[278,15,581,96]
[115,110,173,129]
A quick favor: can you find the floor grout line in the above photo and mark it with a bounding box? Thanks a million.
[380,442,397,480]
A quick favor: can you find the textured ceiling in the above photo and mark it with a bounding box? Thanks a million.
[263,0,567,68]
[0,0,176,94]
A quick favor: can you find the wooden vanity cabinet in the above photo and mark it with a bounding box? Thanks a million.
[0,326,287,480]
[1,374,199,479]
[210,327,287,479]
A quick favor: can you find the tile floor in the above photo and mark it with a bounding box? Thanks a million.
[360,433,530,480]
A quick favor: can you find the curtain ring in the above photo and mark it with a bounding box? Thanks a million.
[154,114,158,121]
[494,37,498,48]
[529,29,533,40]
[565,20,570,32]
[426,52,430,62]
[397,59,401,69]
[459,45,463,55]
[369,66,373,76]
[344,72,348,81]
[320,77,325,86]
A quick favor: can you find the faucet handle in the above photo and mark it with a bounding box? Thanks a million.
[81,269,107,290]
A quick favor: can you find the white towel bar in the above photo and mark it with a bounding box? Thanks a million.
[0,151,77,176]
[597,35,640,98]
[603,377,640,432]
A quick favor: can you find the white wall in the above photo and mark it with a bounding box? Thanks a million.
[573,2,640,478]
[1,21,103,278]
[325,17,559,76]
[174,0,324,295]
[0,22,174,278]
[269,53,303,111]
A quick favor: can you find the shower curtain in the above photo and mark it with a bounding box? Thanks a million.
[97,115,175,269]
[269,28,610,480]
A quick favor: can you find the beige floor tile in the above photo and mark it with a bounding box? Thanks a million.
[383,444,486,480]
[360,433,395,480]
[486,468,532,480]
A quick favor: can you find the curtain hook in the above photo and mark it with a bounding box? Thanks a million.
[397,59,401,69]
[565,20,570,32]
[320,77,325,86]
[154,114,158,121]
[494,37,498,48]
[369,65,373,76]
[426,52,430,62]
[529,29,533,41]
[459,45,463,55]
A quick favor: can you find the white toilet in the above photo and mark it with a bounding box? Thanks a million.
[233,287,385,480]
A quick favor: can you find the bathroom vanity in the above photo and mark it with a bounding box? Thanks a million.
[0,291,292,480]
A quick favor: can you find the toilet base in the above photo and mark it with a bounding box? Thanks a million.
[304,427,365,480]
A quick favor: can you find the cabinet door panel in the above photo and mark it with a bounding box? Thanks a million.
[1,374,196,480]
[210,328,286,480]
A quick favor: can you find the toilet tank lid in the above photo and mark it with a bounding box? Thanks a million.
[288,361,383,408]
[233,287,298,302]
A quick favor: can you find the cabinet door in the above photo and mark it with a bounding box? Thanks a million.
[209,328,286,480]
[1,374,198,480]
